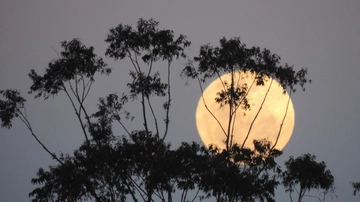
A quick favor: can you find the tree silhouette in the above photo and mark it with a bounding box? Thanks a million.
[282,153,335,202]
[0,18,317,202]
[182,37,310,151]
[180,36,311,202]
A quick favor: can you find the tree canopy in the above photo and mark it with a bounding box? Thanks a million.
[282,154,335,202]
[0,18,339,202]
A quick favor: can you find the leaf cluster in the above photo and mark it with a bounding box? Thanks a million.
[29,134,284,202]
[28,39,110,99]
[215,80,250,110]
[182,37,310,93]
[28,132,205,202]
[0,89,26,128]
[128,71,168,99]
[282,153,335,202]
[105,18,190,63]
[199,140,282,202]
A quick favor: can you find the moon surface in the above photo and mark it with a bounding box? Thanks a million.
[195,71,295,151]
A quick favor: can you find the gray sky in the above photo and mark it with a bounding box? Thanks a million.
[1,1,360,201]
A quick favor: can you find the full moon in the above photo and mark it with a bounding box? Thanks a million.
[195,71,295,151]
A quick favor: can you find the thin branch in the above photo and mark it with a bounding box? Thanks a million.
[271,90,291,151]
[196,76,227,137]
[190,188,200,202]
[232,78,256,117]
[241,79,273,149]
[63,86,89,143]
[157,188,165,202]
[180,189,186,202]
[127,51,149,135]
[229,71,245,148]
[68,79,93,129]
[78,102,92,132]
[229,109,237,149]
[68,80,77,99]
[299,187,305,202]
[182,189,188,202]
[147,58,153,77]
[81,75,86,101]
[123,179,139,202]
[83,79,93,100]
[24,105,28,119]
[115,119,131,136]
[50,46,60,57]
[75,74,79,100]
[141,94,150,135]
[127,51,140,74]
[147,98,160,137]
[161,193,167,202]
[224,72,234,150]
[168,184,173,202]
[162,61,172,141]
[133,52,143,73]
[128,175,147,202]
[16,109,64,165]
[67,80,93,137]
[294,185,300,196]
[216,71,226,92]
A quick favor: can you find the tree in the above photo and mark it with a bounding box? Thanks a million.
[282,153,335,202]
[1,18,312,202]
[180,36,310,202]
[197,141,282,202]
[182,37,309,152]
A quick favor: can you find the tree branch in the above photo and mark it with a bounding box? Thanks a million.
[63,86,90,143]
[241,79,273,149]
[162,61,172,141]
[16,109,64,165]
[147,98,160,138]
[271,90,291,151]
[197,76,227,138]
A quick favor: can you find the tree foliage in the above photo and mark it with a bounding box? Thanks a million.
[0,18,330,202]
[0,89,26,129]
[282,154,335,202]
[199,141,282,202]
[182,36,310,151]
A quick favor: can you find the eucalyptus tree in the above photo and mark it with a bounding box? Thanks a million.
[195,140,282,202]
[1,18,199,202]
[181,37,310,202]
[1,18,314,202]
[103,18,195,202]
[282,153,335,202]
[182,37,310,151]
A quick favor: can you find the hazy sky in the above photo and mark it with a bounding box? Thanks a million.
[1,1,360,201]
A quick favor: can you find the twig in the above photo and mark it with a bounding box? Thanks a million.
[241,79,273,149]
[17,109,64,165]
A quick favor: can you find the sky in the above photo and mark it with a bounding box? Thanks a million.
[0,1,360,201]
